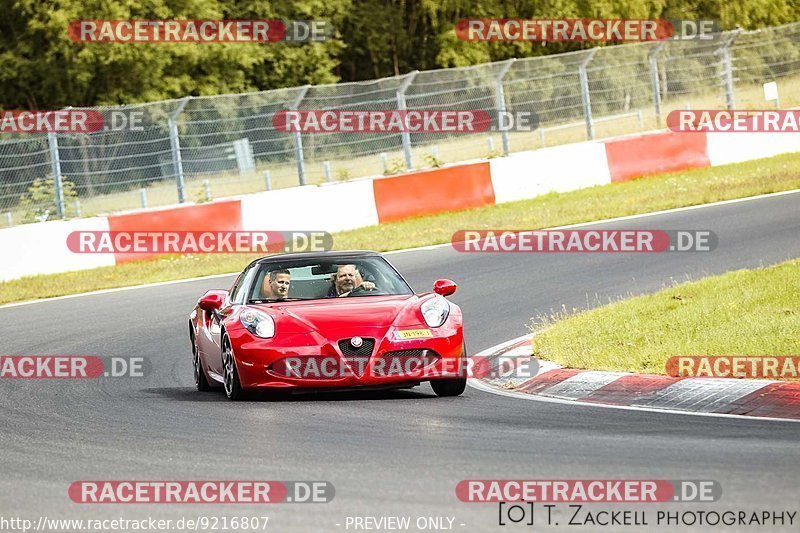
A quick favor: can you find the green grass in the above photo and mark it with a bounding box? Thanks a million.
[1,150,800,305]
[531,259,800,374]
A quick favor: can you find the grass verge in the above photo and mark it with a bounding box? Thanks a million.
[531,258,800,374]
[2,151,800,305]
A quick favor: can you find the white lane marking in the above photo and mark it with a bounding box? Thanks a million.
[3,187,799,309]
[467,338,800,423]
[540,371,631,400]
[477,333,533,355]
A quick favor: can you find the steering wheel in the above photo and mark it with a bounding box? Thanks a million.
[347,284,377,296]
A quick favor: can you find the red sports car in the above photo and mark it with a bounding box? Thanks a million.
[189,251,466,400]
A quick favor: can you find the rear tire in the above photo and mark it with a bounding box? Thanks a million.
[192,332,212,392]
[431,377,467,397]
[222,335,246,401]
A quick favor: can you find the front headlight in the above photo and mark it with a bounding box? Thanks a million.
[421,296,450,328]
[240,309,275,339]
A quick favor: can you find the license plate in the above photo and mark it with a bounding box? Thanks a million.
[395,329,433,339]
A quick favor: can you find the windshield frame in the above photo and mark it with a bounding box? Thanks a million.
[244,254,414,304]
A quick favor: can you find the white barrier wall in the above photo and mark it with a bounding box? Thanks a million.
[488,141,612,204]
[0,217,115,282]
[707,132,800,166]
[2,128,799,283]
[240,179,380,232]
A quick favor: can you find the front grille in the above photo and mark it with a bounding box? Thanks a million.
[338,338,375,358]
[338,338,375,377]
[374,349,440,376]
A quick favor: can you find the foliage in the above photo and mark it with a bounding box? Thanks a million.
[19,177,79,222]
[383,158,407,175]
[424,153,445,168]
[1,0,799,108]
[0,0,349,108]
[485,147,503,159]
[193,183,212,204]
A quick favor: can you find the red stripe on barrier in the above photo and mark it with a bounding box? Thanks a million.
[722,382,800,419]
[604,131,710,183]
[581,374,681,405]
[107,200,242,263]
[372,162,494,223]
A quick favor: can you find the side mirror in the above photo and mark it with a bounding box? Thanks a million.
[198,290,228,312]
[433,279,457,297]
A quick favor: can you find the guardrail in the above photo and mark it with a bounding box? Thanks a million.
[1,22,799,224]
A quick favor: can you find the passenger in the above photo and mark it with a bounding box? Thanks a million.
[262,269,291,300]
[328,264,375,297]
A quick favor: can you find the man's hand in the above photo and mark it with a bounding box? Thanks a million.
[339,281,377,297]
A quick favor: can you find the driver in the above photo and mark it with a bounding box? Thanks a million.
[261,269,291,300]
[328,264,375,297]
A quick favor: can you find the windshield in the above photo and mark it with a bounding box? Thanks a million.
[247,256,413,302]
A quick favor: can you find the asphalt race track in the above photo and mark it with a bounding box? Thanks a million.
[1,191,800,532]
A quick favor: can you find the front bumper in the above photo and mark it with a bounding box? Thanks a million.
[228,324,464,390]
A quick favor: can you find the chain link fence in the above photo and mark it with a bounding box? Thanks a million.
[2,22,799,225]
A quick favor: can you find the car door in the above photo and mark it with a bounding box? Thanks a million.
[206,265,258,375]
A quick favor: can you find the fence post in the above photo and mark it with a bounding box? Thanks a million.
[168,97,190,203]
[578,49,598,141]
[396,71,419,170]
[648,41,667,127]
[718,30,741,110]
[495,59,515,155]
[290,85,310,186]
[323,160,332,183]
[47,132,65,219]
[264,170,272,191]
[140,188,148,209]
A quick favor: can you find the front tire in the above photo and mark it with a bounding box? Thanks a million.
[431,377,467,397]
[431,341,467,397]
[222,335,246,401]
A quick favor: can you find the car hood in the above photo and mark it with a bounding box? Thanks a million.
[255,294,425,337]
